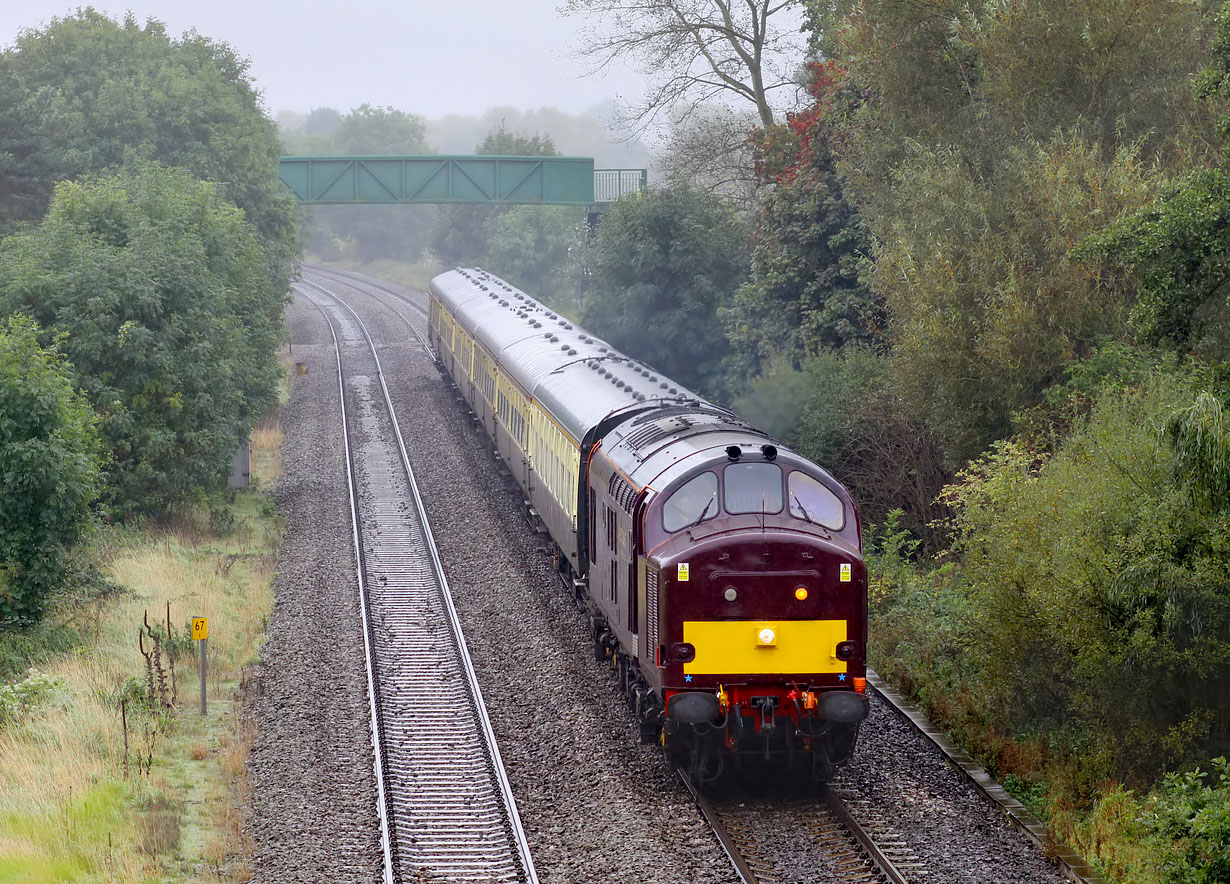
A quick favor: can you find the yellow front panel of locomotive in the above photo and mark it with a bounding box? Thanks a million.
[682,620,848,676]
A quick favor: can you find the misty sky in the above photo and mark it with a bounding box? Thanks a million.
[3,1,649,119]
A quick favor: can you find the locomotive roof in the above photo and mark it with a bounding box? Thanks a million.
[431,269,708,442]
[602,408,784,492]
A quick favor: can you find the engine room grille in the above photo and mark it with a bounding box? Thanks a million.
[608,473,638,513]
[624,423,671,451]
[646,567,659,657]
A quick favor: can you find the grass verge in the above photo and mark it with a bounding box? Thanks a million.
[0,412,284,883]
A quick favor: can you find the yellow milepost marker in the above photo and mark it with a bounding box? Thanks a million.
[193,617,209,714]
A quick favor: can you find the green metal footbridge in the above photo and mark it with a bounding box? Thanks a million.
[277,155,646,211]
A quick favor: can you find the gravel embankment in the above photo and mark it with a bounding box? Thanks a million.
[845,691,1069,884]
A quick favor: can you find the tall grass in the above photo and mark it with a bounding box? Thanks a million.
[0,412,284,882]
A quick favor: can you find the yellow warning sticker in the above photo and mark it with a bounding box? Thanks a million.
[678,563,690,582]
[192,617,208,640]
[839,564,852,583]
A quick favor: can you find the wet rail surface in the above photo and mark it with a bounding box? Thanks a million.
[296,277,538,884]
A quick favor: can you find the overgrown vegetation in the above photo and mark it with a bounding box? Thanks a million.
[0,163,286,518]
[581,184,749,401]
[0,437,283,880]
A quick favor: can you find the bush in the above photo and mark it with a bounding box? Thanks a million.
[1150,758,1230,884]
[0,669,63,724]
[941,372,1230,779]
[583,184,749,401]
[0,316,101,623]
[737,350,950,547]
[0,164,285,518]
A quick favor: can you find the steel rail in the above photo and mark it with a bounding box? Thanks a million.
[296,278,538,884]
[303,289,397,884]
[822,786,913,884]
[678,768,914,884]
[301,263,430,326]
[677,770,761,884]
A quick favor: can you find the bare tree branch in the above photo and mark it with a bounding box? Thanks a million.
[561,0,806,130]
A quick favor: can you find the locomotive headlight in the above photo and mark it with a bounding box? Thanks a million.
[757,627,777,647]
[723,586,738,602]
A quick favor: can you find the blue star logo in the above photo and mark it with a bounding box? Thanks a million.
[838,673,847,681]
[684,674,693,683]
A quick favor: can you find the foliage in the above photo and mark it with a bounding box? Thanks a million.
[874,136,1155,463]
[940,373,1230,779]
[0,164,283,518]
[0,315,101,623]
[1149,757,1230,884]
[332,103,427,154]
[0,669,63,724]
[814,0,1215,466]
[1068,1,1230,355]
[429,124,561,268]
[795,350,949,547]
[1089,167,1230,354]
[730,62,879,370]
[0,9,296,276]
[655,104,763,205]
[485,206,585,311]
[582,184,749,400]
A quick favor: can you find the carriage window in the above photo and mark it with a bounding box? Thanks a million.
[662,472,718,533]
[788,471,845,530]
[724,462,783,515]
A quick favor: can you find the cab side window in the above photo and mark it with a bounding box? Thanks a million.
[663,472,718,533]
[788,470,845,530]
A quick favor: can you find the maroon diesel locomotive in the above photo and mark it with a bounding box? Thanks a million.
[428,269,869,782]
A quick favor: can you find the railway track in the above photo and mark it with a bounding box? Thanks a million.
[297,277,538,884]
[680,771,920,884]
[302,262,430,321]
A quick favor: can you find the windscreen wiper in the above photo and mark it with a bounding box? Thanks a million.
[683,497,715,532]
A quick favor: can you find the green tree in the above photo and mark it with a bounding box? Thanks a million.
[485,206,584,310]
[810,0,1217,464]
[874,136,1154,462]
[0,9,296,276]
[582,185,749,399]
[941,373,1230,777]
[431,124,560,267]
[0,164,283,517]
[0,315,100,624]
[729,62,879,370]
[305,104,435,263]
[1150,758,1230,884]
[1077,0,1230,355]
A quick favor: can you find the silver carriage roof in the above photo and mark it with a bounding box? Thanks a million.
[430,268,710,443]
